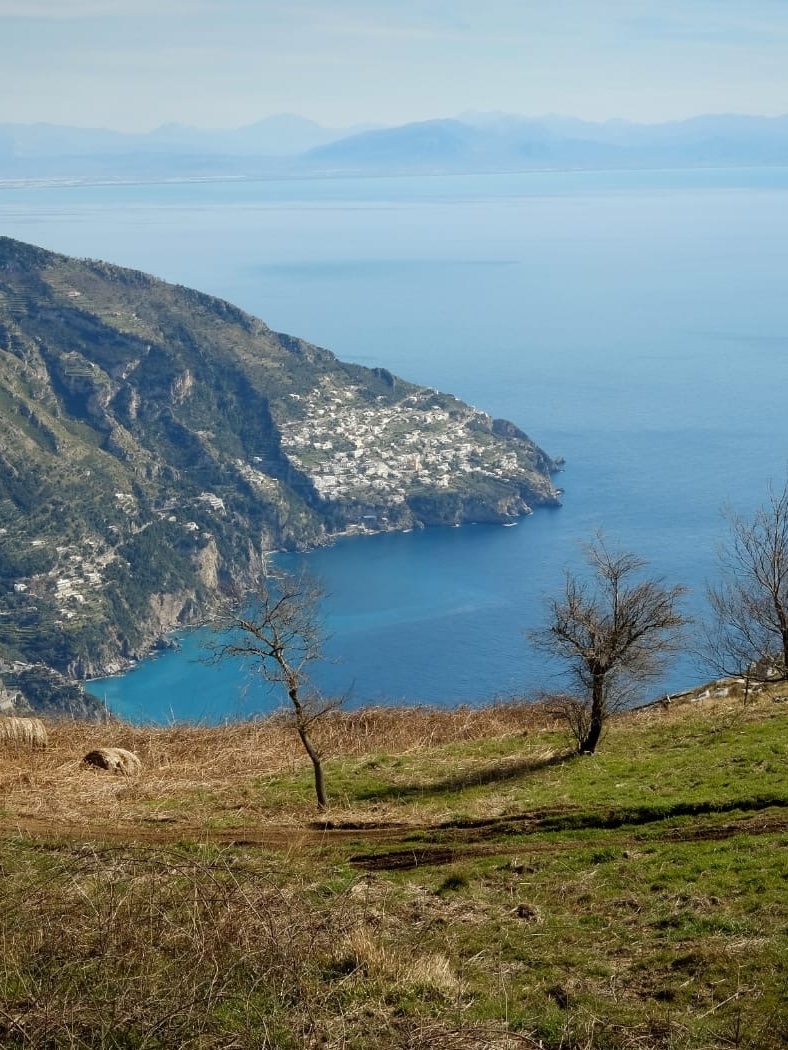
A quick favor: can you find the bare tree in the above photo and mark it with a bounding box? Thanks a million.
[706,481,788,688]
[532,537,688,753]
[208,569,339,809]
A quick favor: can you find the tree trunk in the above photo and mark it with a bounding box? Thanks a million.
[582,673,606,754]
[297,724,327,810]
[288,682,328,810]
[781,626,788,680]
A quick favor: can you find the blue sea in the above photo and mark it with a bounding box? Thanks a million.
[3,169,788,722]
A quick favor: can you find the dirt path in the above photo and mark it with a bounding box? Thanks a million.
[0,814,411,851]
[2,807,785,869]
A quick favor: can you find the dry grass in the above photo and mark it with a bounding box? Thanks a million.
[0,843,360,1048]
[311,701,558,755]
[0,839,545,1048]
[0,691,784,1048]
[0,687,780,838]
[0,702,560,838]
[1,683,784,841]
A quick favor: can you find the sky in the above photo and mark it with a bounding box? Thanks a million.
[1,0,787,131]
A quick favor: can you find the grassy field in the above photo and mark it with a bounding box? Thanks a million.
[0,683,785,1048]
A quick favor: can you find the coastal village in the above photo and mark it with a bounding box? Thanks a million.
[275,376,552,507]
[2,374,558,667]
[0,237,561,698]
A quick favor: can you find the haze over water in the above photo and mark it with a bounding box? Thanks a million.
[3,169,788,722]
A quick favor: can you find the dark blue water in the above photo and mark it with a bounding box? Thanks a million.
[3,170,788,721]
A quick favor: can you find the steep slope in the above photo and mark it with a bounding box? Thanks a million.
[0,236,560,686]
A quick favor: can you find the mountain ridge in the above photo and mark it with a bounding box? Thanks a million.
[0,236,560,705]
[2,112,788,181]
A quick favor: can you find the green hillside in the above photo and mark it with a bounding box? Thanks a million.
[0,688,784,1048]
[0,237,559,693]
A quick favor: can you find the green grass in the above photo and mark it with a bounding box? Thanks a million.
[265,702,788,830]
[0,697,785,1047]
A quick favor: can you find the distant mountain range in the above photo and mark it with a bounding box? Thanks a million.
[1,112,787,181]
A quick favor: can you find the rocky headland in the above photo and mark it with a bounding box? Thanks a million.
[0,236,561,710]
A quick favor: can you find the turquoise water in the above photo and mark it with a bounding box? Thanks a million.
[3,170,788,721]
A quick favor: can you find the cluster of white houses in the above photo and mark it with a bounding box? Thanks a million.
[10,489,228,623]
[278,380,524,503]
[7,381,546,625]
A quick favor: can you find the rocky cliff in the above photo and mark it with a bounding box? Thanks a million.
[0,236,561,706]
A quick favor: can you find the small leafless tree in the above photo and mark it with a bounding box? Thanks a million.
[532,537,688,753]
[208,569,339,810]
[706,480,788,691]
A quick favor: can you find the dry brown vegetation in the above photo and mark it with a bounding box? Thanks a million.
[0,688,773,841]
[0,691,785,1049]
[0,701,560,841]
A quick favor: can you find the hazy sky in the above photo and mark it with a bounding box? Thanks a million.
[2,0,787,131]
